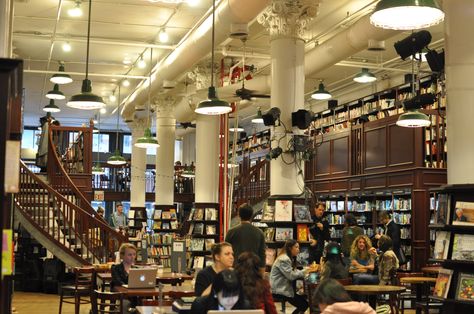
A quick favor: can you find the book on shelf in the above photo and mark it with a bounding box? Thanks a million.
[128,220,135,227]
[128,210,135,219]
[162,211,172,220]
[193,256,205,269]
[193,222,204,235]
[206,225,216,235]
[190,238,205,251]
[435,194,449,224]
[433,268,453,299]
[329,201,337,212]
[337,201,344,211]
[455,272,474,302]
[188,208,195,221]
[265,248,276,266]
[162,222,170,229]
[170,208,177,220]
[433,231,450,260]
[452,234,474,261]
[194,208,204,221]
[135,210,145,219]
[153,210,162,219]
[297,224,309,242]
[205,238,215,251]
[452,201,474,226]
[296,246,310,267]
[188,223,194,235]
[205,208,217,220]
[294,205,311,222]
[275,227,293,241]
[170,220,178,230]
[274,200,293,222]
[264,228,275,242]
[261,203,275,222]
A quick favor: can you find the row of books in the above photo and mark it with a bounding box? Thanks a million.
[188,223,216,235]
[153,209,177,220]
[392,213,411,224]
[189,238,215,252]
[148,233,174,245]
[432,231,474,261]
[431,197,474,226]
[434,269,474,302]
[263,225,309,242]
[188,207,218,221]
[261,201,312,222]
[148,246,171,256]
[152,220,178,230]
[128,209,147,220]
[188,255,213,270]
[325,199,411,212]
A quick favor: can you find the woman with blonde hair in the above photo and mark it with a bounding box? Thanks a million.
[350,235,378,285]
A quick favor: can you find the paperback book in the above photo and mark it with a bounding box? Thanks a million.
[170,208,177,219]
[297,224,309,242]
[193,256,205,269]
[205,238,215,251]
[153,210,162,219]
[205,208,217,221]
[294,205,311,222]
[264,228,275,242]
[275,227,293,241]
[275,200,293,222]
[190,238,205,251]
[455,272,474,302]
[433,268,453,298]
[128,210,135,219]
[265,248,277,266]
[452,234,474,261]
[433,231,450,260]
[261,203,275,222]
[162,211,171,220]
[193,222,204,235]
[434,194,449,224]
[452,201,474,226]
[296,246,310,267]
[194,208,204,221]
[206,225,216,235]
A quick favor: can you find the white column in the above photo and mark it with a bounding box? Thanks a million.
[130,119,147,208]
[155,101,176,205]
[195,114,220,203]
[0,0,13,58]
[445,0,474,184]
[182,132,196,165]
[258,0,320,196]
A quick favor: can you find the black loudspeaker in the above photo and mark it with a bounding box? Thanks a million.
[328,99,338,110]
[426,49,445,73]
[291,109,314,129]
[394,30,432,60]
[404,93,436,110]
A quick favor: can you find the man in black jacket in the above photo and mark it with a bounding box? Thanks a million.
[376,211,403,263]
[309,202,330,264]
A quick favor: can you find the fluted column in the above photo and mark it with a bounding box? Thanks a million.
[129,119,147,208]
[258,0,320,196]
[155,99,176,205]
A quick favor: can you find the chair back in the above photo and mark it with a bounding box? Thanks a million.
[75,267,97,291]
[91,290,124,314]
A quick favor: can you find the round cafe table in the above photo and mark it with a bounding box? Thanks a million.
[400,277,437,314]
[344,285,406,314]
[421,265,441,276]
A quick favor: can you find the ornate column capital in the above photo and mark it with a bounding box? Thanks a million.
[129,118,148,137]
[188,65,213,90]
[153,96,176,118]
[257,0,321,40]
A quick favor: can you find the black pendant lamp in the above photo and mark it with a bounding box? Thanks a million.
[67,0,105,110]
[107,86,127,165]
[194,0,232,115]
[50,63,73,85]
[43,99,61,113]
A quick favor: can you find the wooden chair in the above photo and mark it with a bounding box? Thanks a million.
[91,290,124,314]
[59,267,96,314]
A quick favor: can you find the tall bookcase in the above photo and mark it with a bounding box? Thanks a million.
[127,207,148,263]
[150,205,179,267]
[187,202,220,270]
[428,185,474,312]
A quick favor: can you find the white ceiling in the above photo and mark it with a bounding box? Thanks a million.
[13,0,445,132]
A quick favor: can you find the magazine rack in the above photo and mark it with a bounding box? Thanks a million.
[428,184,474,312]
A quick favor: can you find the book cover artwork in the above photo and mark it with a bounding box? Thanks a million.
[275,200,293,222]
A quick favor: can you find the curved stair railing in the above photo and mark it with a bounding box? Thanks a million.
[233,158,270,212]
[15,161,126,265]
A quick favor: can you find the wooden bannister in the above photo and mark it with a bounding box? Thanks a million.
[233,158,270,209]
[15,161,127,264]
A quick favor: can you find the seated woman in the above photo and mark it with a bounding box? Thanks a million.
[313,279,375,314]
[270,239,309,314]
[194,242,234,296]
[191,269,251,314]
[370,235,399,285]
[111,243,137,289]
[320,242,349,282]
[235,252,277,314]
[350,235,379,285]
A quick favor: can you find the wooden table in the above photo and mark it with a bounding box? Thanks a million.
[114,285,194,298]
[97,272,194,290]
[421,265,441,275]
[400,277,437,314]
[344,285,406,314]
[136,306,175,314]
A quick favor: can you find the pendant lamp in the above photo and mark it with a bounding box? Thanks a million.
[251,107,264,124]
[311,81,332,100]
[195,0,232,115]
[181,165,195,178]
[370,0,444,30]
[46,84,66,100]
[396,110,431,127]
[92,110,105,174]
[50,63,73,85]
[43,99,61,113]
[135,48,160,149]
[67,0,105,110]
[353,68,377,83]
[107,86,127,165]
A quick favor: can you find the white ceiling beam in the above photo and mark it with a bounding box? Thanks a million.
[24,69,148,80]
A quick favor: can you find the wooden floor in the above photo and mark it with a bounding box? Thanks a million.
[12,291,418,314]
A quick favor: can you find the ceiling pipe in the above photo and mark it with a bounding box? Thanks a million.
[121,0,271,118]
[24,69,148,80]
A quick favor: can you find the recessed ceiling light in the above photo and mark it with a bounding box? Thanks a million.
[122,79,130,87]
[68,1,83,17]
[62,42,72,52]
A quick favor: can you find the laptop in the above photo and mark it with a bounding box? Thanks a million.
[122,268,157,289]
[207,311,264,314]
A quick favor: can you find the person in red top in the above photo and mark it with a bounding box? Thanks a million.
[235,252,277,314]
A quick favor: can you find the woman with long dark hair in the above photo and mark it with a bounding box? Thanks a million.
[270,239,308,314]
[320,242,349,281]
[235,252,277,314]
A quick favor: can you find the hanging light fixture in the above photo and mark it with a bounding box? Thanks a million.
[43,99,61,113]
[396,110,431,127]
[67,0,105,110]
[251,107,264,124]
[353,68,377,83]
[46,84,66,100]
[370,0,444,30]
[195,0,232,115]
[311,81,332,100]
[92,110,105,174]
[50,63,73,85]
[158,28,169,43]
[135,48,160,149]
[68,1,83,17]
[107,86,127,165]
[181,165,195,178]
[229,122,244,132]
